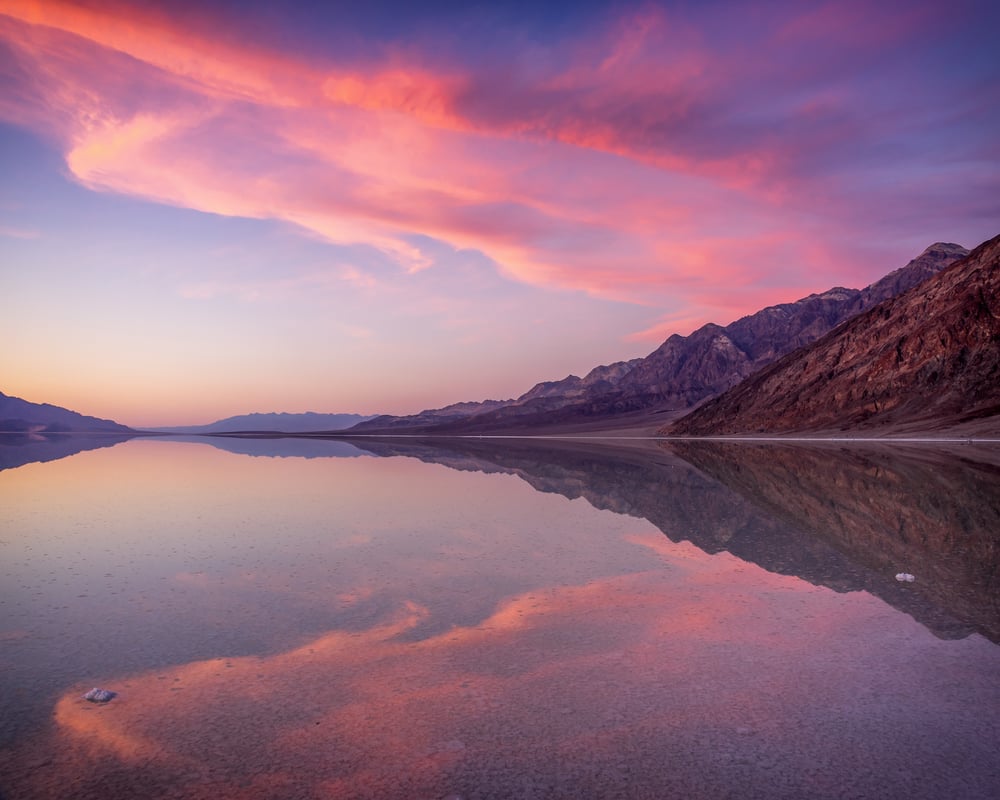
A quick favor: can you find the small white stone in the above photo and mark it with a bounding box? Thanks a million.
[82,687,117,703]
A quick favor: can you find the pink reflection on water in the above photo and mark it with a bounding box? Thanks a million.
[3,440,999,799]
[9,543,997,799]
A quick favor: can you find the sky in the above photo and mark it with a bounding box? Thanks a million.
[1,0,998,427]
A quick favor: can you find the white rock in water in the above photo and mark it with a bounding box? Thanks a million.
[895,573,916,582]
[83,687,117,703]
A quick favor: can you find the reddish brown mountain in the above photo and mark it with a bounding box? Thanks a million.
[351,242,967,434]
[668,234,1000,436]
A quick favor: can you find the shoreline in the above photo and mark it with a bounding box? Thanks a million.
[133,429,1000,445]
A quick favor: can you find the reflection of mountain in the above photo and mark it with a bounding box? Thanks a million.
[669,440,1000,641]
[0,430,370,470]
[154,434,369,459]
[0,432,135,471]
[343,437,1000,643]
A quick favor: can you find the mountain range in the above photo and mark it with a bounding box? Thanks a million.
[6,235,995,439]
[350,241,970,434]
[152,411,376,434]
[0,391,134,433]
[669,234,1000,436]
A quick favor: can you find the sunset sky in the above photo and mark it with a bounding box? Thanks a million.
[1,0,998,427]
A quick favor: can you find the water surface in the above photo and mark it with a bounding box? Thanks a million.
[1,436,998,799]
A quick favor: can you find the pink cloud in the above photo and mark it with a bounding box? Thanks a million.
[0,0,993,344]
[0,224,41,238]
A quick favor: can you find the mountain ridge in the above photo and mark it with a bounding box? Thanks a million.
[350,242,968,434]
[152,411,377,434]
[668,234,1000,436]
[0,391,133,433]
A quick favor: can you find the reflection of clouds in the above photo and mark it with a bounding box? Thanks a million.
[6,441,1000,798]
[17,555,997,799]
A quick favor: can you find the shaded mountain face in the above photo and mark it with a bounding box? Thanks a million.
[152,411,376,434]
[350,242,967,433]
[341,436,1000,644]
[669,234,1000,436]
[0,391,133,433]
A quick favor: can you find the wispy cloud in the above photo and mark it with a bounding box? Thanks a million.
[1,0,996,339]
[0,224,40,239]
[178,266,376,302]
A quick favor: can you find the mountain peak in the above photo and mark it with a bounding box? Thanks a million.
[154,411,377,434]
[668,233,999,436]
[921,242,967,256]
[349,239,972,435]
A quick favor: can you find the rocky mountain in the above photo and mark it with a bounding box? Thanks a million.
[153,411,376,434]
[350,242,968,433]
[0,390,133,433]
[342,400,510,433]
[669,234,1000,436]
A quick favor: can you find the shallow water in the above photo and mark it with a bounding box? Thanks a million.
[1,436,998,799]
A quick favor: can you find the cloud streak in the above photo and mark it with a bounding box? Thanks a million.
[1,0,997,352]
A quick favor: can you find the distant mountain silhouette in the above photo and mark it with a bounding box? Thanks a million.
[669,233,1000,436]
[153,411,376,434]
[0,390,133,433]
[350,242,967,434]
[335,400,513,433]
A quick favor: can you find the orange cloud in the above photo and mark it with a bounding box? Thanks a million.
[3,0,319,106]
[0,3,769,306]
[1,0,983,341]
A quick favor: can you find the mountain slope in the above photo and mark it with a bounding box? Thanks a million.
[154,411,376,434]
[0,391,133,433]
[668,234,1000,436]
[350,242,967,434]
[347,400,511,433]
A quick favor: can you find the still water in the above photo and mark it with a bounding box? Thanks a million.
[1,435,998,799]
